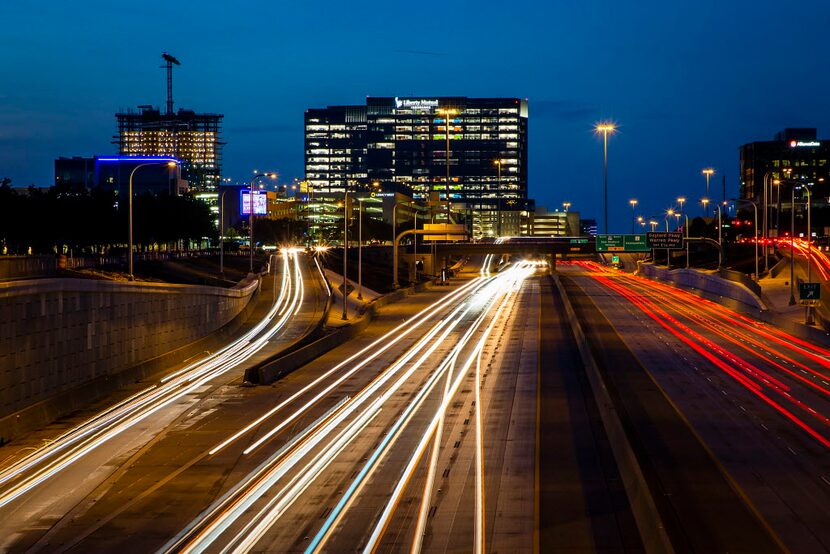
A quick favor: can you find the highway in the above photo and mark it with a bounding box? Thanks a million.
[562,261,830,552]
[0,249,325,551]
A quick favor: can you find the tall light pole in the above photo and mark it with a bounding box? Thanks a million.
[731,198,759,281]
[357,197,364,300]
[494,159,503,236]
[562,201,571,212]
[629,199,638,233]
[341,192,350,319]
[248,172,277,273]
[437,108,458,224]
[700,198,710,221]
[677,196,686,220]
[702,168,715,217]
[790,185,797,306]
[805,184,814,324]
[595,123,616,234]
[219,188,228,278]
[128,159,178,281]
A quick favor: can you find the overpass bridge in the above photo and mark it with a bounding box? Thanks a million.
[429,237,597,256]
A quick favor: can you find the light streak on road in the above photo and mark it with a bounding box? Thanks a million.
[0,250,310,509]
[168,261,537,554]
[363,263,530,554]
[569,261,830,449]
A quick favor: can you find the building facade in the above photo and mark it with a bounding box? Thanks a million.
[55,156,184,197]
[305,96,530,238]
[114,107,223,193]
[740,128,829,235]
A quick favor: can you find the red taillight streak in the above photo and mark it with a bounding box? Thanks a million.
[592,275,830,448]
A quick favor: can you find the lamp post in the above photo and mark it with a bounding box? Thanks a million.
[714,203,723,246]
[595,123,616,234]
[731,198,759,281]
[128,160,178,281]
[805,185,814,324]
[342,191,350,320]
[562,201,571,212]
[248,172,277,273]
[219,188,228,278]
[700,198,710,222]
[677,196,686,216]
[682,214,690,268]
[702,168,715,217]
[494,159,503,236]
[357,197,364,300]
[629,199,638,233]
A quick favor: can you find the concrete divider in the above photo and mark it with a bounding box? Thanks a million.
[551,274,674,554]
[637,262,766,312]
[252,280,434,385]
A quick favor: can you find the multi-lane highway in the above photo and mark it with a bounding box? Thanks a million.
[0,249,324,550]
[2,250,827,553]
[562,260,830,552]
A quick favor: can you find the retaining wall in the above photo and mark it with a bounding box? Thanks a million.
[0,277,258,425]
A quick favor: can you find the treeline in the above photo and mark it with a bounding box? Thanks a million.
[0,182,214,255]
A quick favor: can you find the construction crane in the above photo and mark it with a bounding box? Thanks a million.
[161,52,181,115]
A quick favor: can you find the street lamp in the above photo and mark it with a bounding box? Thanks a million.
[702,168,715,217]
[649,220,658,232]
[562,201,571,212]
[437,108,458,224]
[730,198,759,281]
[357,197,364,300]
[804,184,814,324]
[494,159,503,236]
[700,197,710,220]
[342,191,350,320]
[629,199,638,233]
[128,159,178,281]
[247,172,277,272]
[595,122,617,234]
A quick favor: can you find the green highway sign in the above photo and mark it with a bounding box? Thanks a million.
[595,234,649,252]
[611,255,620,264]
[799,282,821,302]
[647,232,684,249]
[570,238,589,244]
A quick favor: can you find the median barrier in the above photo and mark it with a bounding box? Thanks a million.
[552,274,674,554]
[252,279,435,385]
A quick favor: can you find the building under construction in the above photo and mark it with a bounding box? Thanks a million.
[113,53,224,192]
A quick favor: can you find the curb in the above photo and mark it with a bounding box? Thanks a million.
[551,273,675,554]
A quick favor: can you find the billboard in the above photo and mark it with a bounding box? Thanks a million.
[240,190,267,216]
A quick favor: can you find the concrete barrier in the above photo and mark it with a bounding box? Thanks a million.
[637,263,766,312]
[0,277,257,442]
[552,274,674,554]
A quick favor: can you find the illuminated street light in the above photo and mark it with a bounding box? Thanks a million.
[702,168,715,217]
[128,159,179,281]
[629,199,638,233]
[595,122,617,233]
[494,159,504,236]
[562,201,571,212]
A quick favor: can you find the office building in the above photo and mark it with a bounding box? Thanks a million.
[739,128,829,234]
[527,207,581,237]
[54,156,185,197]
[114,107,222,193]
[305,96,530,238]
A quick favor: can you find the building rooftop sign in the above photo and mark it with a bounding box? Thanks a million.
[394,97,439,110]
[790,140,821,147]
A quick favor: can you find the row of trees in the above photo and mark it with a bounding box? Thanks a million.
[0,182,214,255]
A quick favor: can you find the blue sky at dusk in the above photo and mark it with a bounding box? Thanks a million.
[2,0,830,232]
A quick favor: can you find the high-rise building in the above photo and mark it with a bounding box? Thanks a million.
[739,128,829,236]
[114,107,223,193]
[305,96,530,237]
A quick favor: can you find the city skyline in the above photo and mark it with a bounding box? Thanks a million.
[2,0,830,231]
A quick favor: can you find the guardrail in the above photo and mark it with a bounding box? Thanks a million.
[717,268,762,297]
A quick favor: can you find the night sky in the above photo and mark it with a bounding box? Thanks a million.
[2,0,829,232]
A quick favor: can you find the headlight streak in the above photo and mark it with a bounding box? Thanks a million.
[171,262,534,554]
[207,275,495,457]
[177,317,462,554]
[0,251,307,508]
[576,263,830,448]
[361,264,531,554]
[313,255,332,297]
